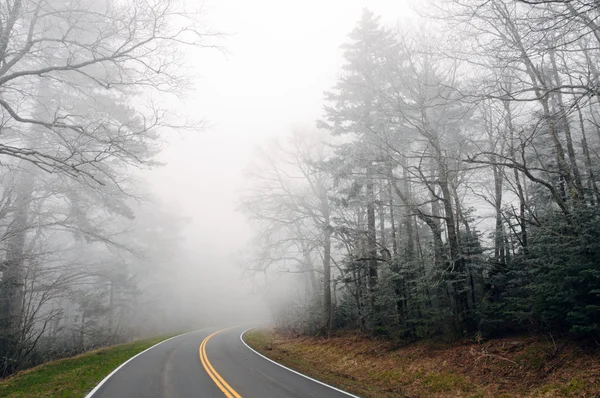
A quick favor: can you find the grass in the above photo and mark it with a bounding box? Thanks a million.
[244,329,600,398]
[0,334,177,398]
[244,329,403,397]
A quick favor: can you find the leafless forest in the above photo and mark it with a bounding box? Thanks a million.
[0,0,218,377]
[1,0,600,381]
[241,1,600,343]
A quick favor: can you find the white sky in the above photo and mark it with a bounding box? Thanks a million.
[145,0,416,319]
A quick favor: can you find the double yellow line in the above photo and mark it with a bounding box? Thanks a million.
[199,329,242,398]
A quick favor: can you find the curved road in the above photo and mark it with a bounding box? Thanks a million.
[87,326,357,398]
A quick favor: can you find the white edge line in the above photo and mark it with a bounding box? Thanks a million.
[240,327,361,398]
[85,328,205,398]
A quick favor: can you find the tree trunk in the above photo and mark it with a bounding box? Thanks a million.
[497,6,578,205]
[389,182,398,258]
[492,163,505,264]
[0,166,34,374]
[323,230,332,334]
[549,46,584,201]
[504,100,528,251]
[402,159,415,262]
[366,167,378,301]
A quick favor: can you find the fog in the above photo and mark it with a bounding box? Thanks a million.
[145,0,415,328]
[3,0,599,377]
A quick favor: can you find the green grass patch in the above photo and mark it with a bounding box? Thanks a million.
[537,377,588,397]
[244,330,272,351]
[422,371,471,393]
[0,334,178,398]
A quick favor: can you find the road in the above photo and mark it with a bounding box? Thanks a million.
[86,326,358,398]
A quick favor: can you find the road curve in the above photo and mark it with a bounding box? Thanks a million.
[87,326,358,398]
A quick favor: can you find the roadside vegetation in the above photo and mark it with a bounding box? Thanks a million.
[0,335,175,398]
[240,3,600,395]
[245,329,600,398]
[240,0,600,362]
[0,0,214,379]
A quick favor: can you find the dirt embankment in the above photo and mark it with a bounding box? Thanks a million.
[244,330,600,397]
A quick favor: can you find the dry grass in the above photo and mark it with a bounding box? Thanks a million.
[244,330,600,398]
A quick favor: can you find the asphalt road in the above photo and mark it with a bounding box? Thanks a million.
[87,326,358,398]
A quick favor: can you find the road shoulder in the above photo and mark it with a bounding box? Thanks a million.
[0,335,178,398]
[243,329,600,398]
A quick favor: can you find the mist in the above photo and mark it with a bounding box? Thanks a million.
[3,0,600,380]
[142,0,417,329]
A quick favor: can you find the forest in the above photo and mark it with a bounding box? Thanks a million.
[2,0,600,388]
[0,0,210,378]
[241,0,600,344]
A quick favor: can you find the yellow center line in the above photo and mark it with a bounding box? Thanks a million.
[199,329,243,398]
